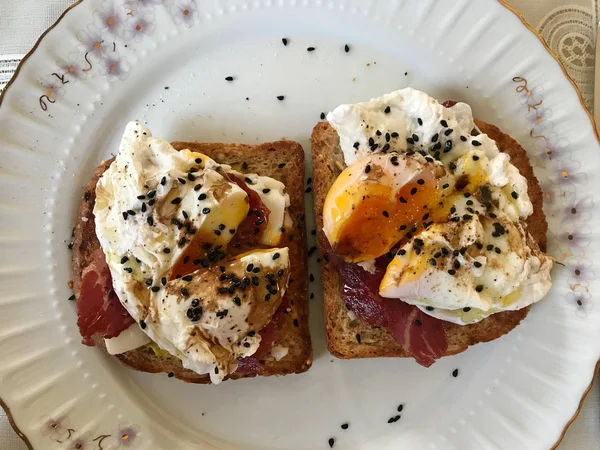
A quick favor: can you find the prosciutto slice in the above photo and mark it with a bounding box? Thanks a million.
[76,248,135,346]
[227,173,271,252]
[331,253,447,367]
[235,298,289,375]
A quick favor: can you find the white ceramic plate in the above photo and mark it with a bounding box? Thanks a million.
[1,0,599,449]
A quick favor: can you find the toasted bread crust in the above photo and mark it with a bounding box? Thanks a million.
[72,140,311,383]
[311,121,546,359]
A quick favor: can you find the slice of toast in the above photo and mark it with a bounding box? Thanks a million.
[311,120,547,359]
[72,140,312,383]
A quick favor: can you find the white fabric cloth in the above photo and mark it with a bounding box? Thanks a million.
[0,1,598,449]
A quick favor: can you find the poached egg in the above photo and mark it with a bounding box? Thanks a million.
[324,88,552,325]
[94,122,291,383]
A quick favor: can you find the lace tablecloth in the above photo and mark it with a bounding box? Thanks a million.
[0,0,599,449]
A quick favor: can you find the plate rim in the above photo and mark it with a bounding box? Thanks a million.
[0,1,598,449]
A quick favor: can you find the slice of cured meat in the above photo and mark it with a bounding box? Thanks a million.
[331,252,447,367]
[76,248,135,346]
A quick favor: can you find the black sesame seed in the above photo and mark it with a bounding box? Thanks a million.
[225,76,234,81]
[198,193,207,201]
[341,423,349,430]
[414,319,422,326]
[444,140,453,152]
[151,286,160,292]
[161,176,167,186]
[384,106,391,114]
[68,294,76,301]
[328,438,335,448]
[472,140,481,146]
[473,261,482,268]
[344,44,350,53]
[124,267,133,273]
[121,256,129,264]
[168,372,174,378]
[440,119,448,127]
[511,191,519,199]
[262,188,271,194]
[426,306,434,311]
[139,320,146,329]
[475,285,484,293]
[187,172,196,181]
[202,207,211,214]
[391,132,399,138]
[429,258,437,266]
[182,275,193,282]
[487,244,494,251]
[448,161,457,171]
[356,333,361,343]
[382,211,389,218]
[398,249,406,256]
[460,136,467,142]
[147,216,154,226]
[399,196,408,204]
[412,133,419,142]
[407,137,415,145]
[277,95,285,101]
[181,288,189,297]
[353,141,360,149]
[272,252,280,260]
[177,178,186,184]
[171,197,181,205]
[410,187,417,195]
[307,47,315,52]
[452,369,459,377]
[365,165,371,174]
[282,38,288,46]
[293,318,299,327]
[448,269,456,275]
[495,247,501,254]
[278,163,286,168]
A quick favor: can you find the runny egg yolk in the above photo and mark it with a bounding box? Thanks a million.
[323,154,438,262]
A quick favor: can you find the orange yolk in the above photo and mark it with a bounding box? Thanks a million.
[327,161,438,262]
[169,230,217,280]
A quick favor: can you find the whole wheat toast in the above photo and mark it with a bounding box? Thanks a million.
[311,120,547,359]
[72,140,312,383]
